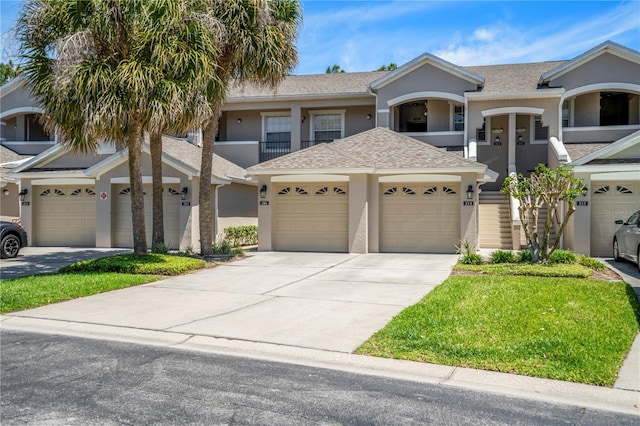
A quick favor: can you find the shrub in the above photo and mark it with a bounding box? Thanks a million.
[490,250,517,264]
[548,249,577,264]
[455,239,477,257]
[577,254,607,271]
[223,225,258,248]
[460,253,483,265]
[58,254,205,276]
[152,243,169,254]
[211,241,232,255]
[518,250,533,263]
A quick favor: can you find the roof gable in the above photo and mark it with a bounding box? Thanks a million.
[540,40,640,84]
[248,127,486,174]
[369,53,484,91]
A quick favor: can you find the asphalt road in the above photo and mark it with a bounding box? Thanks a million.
[1,330,635,425]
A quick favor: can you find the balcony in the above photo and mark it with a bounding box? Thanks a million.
[259,140,291,162]
[300,139,333,149]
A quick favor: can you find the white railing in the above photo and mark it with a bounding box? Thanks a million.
[548,136,569,165]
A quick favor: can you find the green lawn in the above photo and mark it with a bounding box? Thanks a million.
[1,273,161,313]
[1,253,206,313]
[357,274,640,386]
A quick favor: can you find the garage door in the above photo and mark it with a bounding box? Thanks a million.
[380,183,460,253]
[35,186,96,246]
[274,183,348,252]
[591,181,640,256]
[114,184,181,249]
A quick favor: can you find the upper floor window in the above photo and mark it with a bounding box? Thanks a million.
[562,100,570,128]
[476,119,486,142]
[453,104,464,131]
[600,92,630,126]
[263,114,291,143]
[534,116,548,140]
[310,111,344,142]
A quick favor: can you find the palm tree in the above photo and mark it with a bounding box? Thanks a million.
[198,0,301,255]
[18,0,221,254]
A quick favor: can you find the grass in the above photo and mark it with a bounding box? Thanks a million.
[2,254,207,313]
[59,253,206,275]
[358,267,640,386]
[1,273,161,313]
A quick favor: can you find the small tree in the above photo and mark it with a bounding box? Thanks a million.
[325,64,345,73]
[376,63,397,71]
[501,164,584,263]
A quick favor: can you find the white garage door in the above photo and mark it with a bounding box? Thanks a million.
[35,186,96,246]
[380,183,460,253]
[114,184,181,249]
[274,183,348,252]
[591,181,640,256]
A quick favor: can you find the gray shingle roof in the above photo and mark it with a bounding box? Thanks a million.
[0,145,29,164]
[160,136,247,182]
[564,142,611,162]
[227,61,569,100]
[248,127,484,172]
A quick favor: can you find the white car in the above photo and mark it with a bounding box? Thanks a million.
[613,210,640,273]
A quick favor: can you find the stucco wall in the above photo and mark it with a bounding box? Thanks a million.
[573,92,600,127]
[551,53,640,90]
[213,141,259,168]
[0,182,20,218]
[0,84,39,114]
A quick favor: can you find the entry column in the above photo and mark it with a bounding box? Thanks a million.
[348,174,368,254]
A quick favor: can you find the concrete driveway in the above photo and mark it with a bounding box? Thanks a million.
[0,247,132,279]
[1,252,458,352]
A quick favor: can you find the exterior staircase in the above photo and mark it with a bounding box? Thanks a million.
[479,191,512,249]
[520,207,558,249]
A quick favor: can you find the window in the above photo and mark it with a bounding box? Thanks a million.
[476,119,486,142]
[453,105,464,131]
[263,114,291,149]
[600,92,630,126]
[562,100,570,128]
[310,112,343,142]
[534,116,548,140]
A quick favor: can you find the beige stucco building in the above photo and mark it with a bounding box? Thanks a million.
[2,40,639,255]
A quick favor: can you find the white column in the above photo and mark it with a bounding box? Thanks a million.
[508,113,516,168]
[290,105,301,153]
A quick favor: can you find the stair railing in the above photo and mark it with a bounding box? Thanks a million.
[507,164,521,250]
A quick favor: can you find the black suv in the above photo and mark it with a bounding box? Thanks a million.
[1,221,28,259]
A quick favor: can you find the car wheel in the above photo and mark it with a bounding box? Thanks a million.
[1,234,21,259]
[613,238,622,262]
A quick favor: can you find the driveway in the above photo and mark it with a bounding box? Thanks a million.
[0,247,132,280]
[1,252,458,352]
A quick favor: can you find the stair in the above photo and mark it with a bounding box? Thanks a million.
[520,207,557,249]
[479,192,512,249]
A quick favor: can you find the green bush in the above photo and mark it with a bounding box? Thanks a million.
[59,254,205,276]
[211,241,232,255]
[548,249,577,264]
[152,243,169,254]
[577,254,607,271]
[460,253,483,265]
[223,225,258,247]
[490,250,517,264]
[518,250,533,263]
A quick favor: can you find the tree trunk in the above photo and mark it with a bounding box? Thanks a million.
[127,115,147,255]
[199,104,222,255]
[150,130,164,250]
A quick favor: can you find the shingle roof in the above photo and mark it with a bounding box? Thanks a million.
[160,136,247,181]
[248,127,485,172]
[0,145,29,164]
[227,71,388,99]
[564,142,611,162]
[465,61,567,93]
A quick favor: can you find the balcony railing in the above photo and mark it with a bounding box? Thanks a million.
[301,139,333,149]
[259,140,291,162]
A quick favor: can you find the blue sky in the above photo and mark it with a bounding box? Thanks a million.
[2,1,639,74]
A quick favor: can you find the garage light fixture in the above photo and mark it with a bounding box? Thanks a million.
[466,185,474,200]
[581,185,588,197]
[2,189,9,196]
[259,185,267,198]
[236,118,242,124]
[181,187,188,200]
[18,188,28,202]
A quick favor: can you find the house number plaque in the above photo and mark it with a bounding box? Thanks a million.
[259,201,269,206]
[463,201,474,206]
[576,201,588,206]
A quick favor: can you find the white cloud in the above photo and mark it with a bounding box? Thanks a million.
[473,27,498,42]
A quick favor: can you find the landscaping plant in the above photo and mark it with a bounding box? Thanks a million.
[502,165,584,263]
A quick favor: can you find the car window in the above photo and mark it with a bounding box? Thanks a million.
[626,211,640,226]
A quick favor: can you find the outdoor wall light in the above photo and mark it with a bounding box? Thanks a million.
[493,136,501,146]
[236,118,242,124]
[516,127,526,133]
[581,186,589,197]
[3,189,9,196]
[18,188,28,202]
[366,114,372,120]
[517,135,525,145]
[466,184,474,200]
[301,116,306,123]
[180,186,188,200]
[259,185,267,199]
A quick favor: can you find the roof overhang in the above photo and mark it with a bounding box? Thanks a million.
[225,92,373,104]
[368,52,484,91]
[570,164,640,174]
[11,144,66,173]
[466,89,564,101]
[540,41,640,84]
[0,76,26,99]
